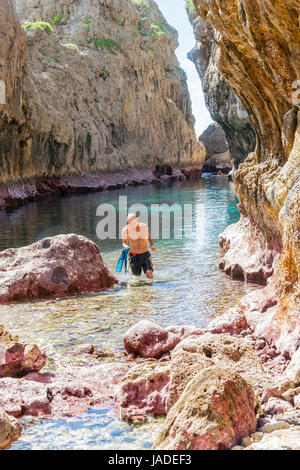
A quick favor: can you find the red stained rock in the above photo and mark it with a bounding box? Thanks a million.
[74,344,95,355]
[219,217,281,285]
[0,342,47,378]
[0,363,130,418]
[115,362,170,420]
[0,234,118,303]
[153,367,257,450]
[166,325,206,339]
[124,321,180,359]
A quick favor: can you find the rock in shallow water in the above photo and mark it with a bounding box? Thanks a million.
[153,367,257,450]
[115,361,170,421]
[0,342,47,378]
[0,234,118,303]
[124,320,180,359]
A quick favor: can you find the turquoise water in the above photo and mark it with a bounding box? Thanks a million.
[0,176,258,450]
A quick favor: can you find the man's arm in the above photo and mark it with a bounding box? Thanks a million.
[122,227,129,250]
[148,229,157,252]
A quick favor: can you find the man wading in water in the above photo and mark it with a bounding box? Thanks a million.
[122,213,157,279]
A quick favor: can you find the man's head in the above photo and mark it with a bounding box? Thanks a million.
[127,213,137,226]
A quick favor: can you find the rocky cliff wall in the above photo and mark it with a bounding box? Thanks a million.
[193,0,299,366]
[188,7,256,168]
[0,0,205,207]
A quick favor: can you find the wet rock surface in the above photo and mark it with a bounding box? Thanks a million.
[0,234,117,303]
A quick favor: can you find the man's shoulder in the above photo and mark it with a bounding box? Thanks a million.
[122,226,128,235]
[139,223,148,229]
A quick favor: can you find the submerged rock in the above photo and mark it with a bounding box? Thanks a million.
[0,234,117,303]
[115,361,170,421]
[0,0,205,210]
[0,363,130,418]
[124,320,180,359]
[0,409,21,449]
[153,367,257,450]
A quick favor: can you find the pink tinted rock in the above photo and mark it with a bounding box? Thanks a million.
[154,367,257,450]
[207,307,249,335]
[166,325,205,339]
[124,320,180,359]
[0,363,130,418]
[115,361,170,420]
[0,342,47,378]
[0,234,118,303]
[262,397,293,416]
[219,217,281,285]
[74,344,95,355]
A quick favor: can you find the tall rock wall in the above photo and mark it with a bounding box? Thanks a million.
[0,0,205,207]
[188,7,256,168]
[193,0,300,363]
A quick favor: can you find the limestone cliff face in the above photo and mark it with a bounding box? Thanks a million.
[193,0,299,360]
[0,0,204,204]
[199,122,232,174]
[188,9,256,168]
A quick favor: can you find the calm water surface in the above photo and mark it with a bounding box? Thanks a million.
[0,176,259,450]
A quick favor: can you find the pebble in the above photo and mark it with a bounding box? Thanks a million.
[242,436,254,447]
[258,421,290,433]
[251,432,264,442]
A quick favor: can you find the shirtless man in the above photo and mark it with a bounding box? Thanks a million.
[122,213,157,279]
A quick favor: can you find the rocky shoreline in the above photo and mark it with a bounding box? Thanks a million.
[0,166,203,211]
[1,306,300,450]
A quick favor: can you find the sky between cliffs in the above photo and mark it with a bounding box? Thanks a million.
[155,0,212,136]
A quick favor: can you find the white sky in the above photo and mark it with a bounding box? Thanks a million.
[155,0,212,136]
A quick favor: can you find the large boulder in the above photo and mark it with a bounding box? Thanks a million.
[153,367,257,450]
[0,342,47,378]
[0,234,118,303]
[115,361,170,421]
[166,333,268,411]
[124,321,180,359]
[0,409,21,449]
[199,123,228,160]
